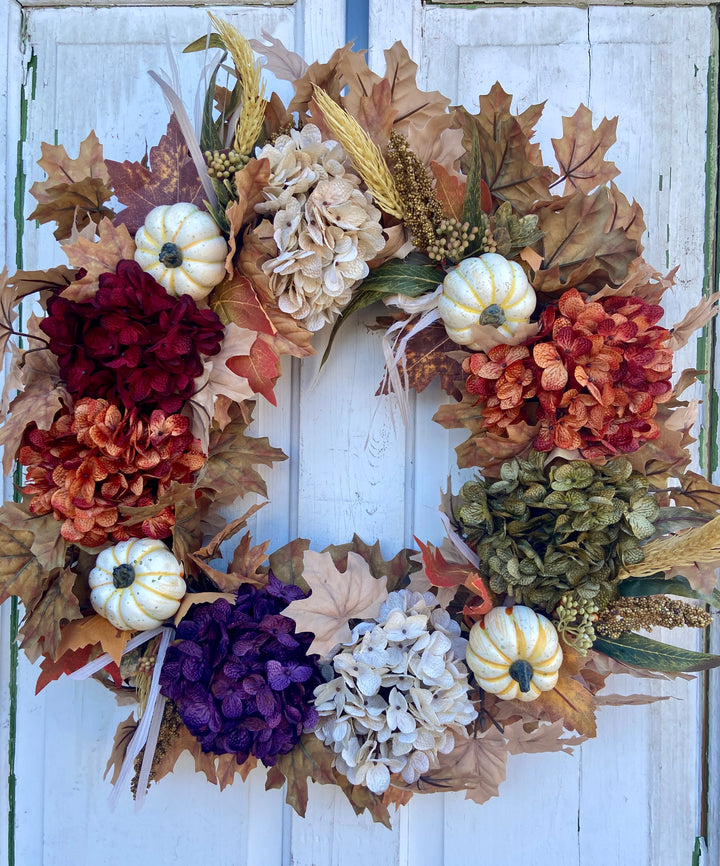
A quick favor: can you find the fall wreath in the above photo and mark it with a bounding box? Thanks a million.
[1,16,719,824]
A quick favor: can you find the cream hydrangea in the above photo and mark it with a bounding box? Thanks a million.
[313,590,477,795]
[256,125,385,331]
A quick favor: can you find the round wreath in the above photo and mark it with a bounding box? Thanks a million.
[1,15,719,824]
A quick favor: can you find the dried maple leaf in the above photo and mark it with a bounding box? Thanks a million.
[408,727,508,805]
[210,274,275,334]
[282,550,388,656]
[189,322,257,451]
[381,43,451,136]
[322,534,420,594]
[266,732,338,817]
[19,566,83,662]
[668,291,720,351]
[431,162,465,221]
[59,218,135,300]
[226,336,281,406]
[105,714,138,785]
[173,592,236,625]
[0,520,50,609]
[287,44,355,122]
[195,407,287,505]
[107,114,204,235]
[224,159,272,273]
[0,500,67,573]
[35,644,94,694]
[354,79,397,154]
[521,670,598,737]
[265,538,311,590]
[551,105,619,194]
[334,775,392,827]
[534,187,641,294]
[671,471,720,512]
[502,718,587,755]
[55,613,130,666]
[249,30,308,82]
[408,118,464,174]
[229,532,271,582]
[376,319,463,399]
[193,502,267,561]
[29,131,114,240]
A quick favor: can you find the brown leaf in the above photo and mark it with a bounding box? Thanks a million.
[173,591,236,625]
[59,218,135,300]
[322,534,420,594]
[522,670,597,737]
[671,471,720,512]
[268,732,337,818]
[0,520,50,609]
[668,292,720,351]
[377,319,462,399]
[194,503,267,561]
[195,407,288,505]
[226,337,281,406]
[29,131,114,240]
[594,693,670,707]
[408,118,464,174]
[224,158,272,274]
[409,728,508,805]
[431,162,465,221]
[266,538,311,590]
[188,322,257,451]
[382,786,414,810]
[534,187,641,294]
[56,614,130,666]
[381,43,451,135]
[590,256,674,304]
[35,644,95,694]
[105,713,138,785]
[287,44,356,122]
[7,265,77,302]
[283,550,388,656]
[229,532,271,581]
[502,718,587,755]
[459,84,555,213]
[210,274,275,334]
[19,566,83,662]
[551,105,619,194]
[355,79,397,154]
[0,501,67,573]
[107,114,204,235]
[334,775,392,828]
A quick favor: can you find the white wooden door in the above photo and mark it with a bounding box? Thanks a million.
[0,0,717,864]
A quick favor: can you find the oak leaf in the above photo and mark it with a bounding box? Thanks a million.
[29,131,114,240]
[322,534,420,594]
[354,79,397,154]
[287,44,355,122]
[671,471,720,512]
[107,114,204,235]
[193,502,267,561]
[19,566,83,662]
[226,336,281,406]
[59,218,135,300]
[282,550,388,656]
[195,408,288,505]
[552,105,619,194]
[55,613,130,666]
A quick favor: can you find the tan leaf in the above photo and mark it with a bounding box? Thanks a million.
[551,105,619,194]
[282,550,388,656]
[19,566,83,662]
[265,538,311,590]
[173,592,236,625]
[0,501,67,573]
[194,503,267,561]
[188,322,257,452]
[503,718,587,755]
[381,43,451,136]
[407,728,508,805]
[249,31,308,82]
[522,670,598,737]
[322,535,420,594]
[671,471,720,512]
[668,292,720,351]
[104,713,138,785]
[0,520,50,608]
[267,732,338,818]
[56,614,130,667]
[593,693,670,707]
[355,79,397,154]
[229,532,271,581]
[590,256,674,304]
[407,118,464,174]
[224,158,272,274]
[59,218,135,300]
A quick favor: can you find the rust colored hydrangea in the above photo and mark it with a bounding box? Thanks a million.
[19,398,206,547]
[40,260,224,415]
[463,288,673,457]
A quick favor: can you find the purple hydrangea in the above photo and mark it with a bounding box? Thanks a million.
[160,573,323,766]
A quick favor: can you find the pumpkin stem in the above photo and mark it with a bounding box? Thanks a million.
[508,659,534,693]
[112,563,136,589]
[479,303,506,328]
[158,242,183,268]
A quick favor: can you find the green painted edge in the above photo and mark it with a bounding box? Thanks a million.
[699,9,720,855]
[8,39,37,866]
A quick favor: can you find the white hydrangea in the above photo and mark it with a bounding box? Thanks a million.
[256,125,385,331]
[313,590,477,795]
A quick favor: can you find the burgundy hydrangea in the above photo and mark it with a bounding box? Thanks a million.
[40,260,224,414]
[160,574,323,767]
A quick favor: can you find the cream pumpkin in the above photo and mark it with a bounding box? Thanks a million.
[134,202,228,300]
[89,538,186,631]
[437,253,536,348]
[466,605,563,702]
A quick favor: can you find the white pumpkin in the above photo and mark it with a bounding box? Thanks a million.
[466,605,563,702]
[89,538,186,631]
[438,253,536,348]
[134,202,228,300]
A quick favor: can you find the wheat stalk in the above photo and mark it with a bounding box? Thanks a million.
[312,85,404,219]
[619,513,720,577]
[208,13,267,158]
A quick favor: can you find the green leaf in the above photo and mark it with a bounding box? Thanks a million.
[200,56,225,156]
[184,33,227,54]
[651,506,713,538]
[618,573,720,611]
[462,126,484,231]
[320,255,443,366]
[594,632,720,672]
